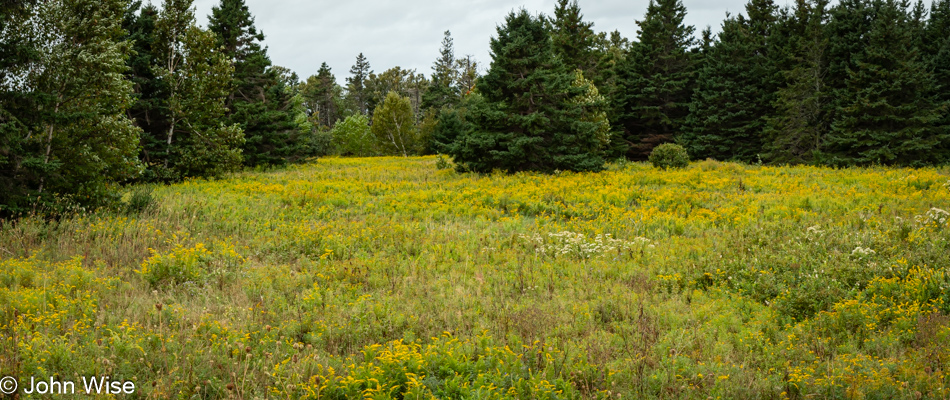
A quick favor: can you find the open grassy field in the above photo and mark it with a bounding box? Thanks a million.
[1,156,949,399]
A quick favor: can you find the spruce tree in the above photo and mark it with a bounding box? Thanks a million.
[926,0,950,159]
[208,0,297,166]
[422,31,460,111]
[612,0,696,160]
[347,53,372,115]
[824,0,875,132]
[765,0,831,164]
[123,2,171,170]
[301,63,341,129]
[682,0,779,162]
[550,0,598,73]
[825,0,946,166]
[448,10,605,173]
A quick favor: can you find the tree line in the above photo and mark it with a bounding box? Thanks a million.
[444,0,950,172]
[2,0,949,215]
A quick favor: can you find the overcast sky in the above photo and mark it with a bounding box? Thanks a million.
[187,0,791,84]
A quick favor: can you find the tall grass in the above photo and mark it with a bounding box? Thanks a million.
[1,156,948,399]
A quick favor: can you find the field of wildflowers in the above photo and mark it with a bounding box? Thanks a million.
[1,156,948,399]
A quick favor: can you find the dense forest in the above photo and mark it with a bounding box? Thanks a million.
[1,0,949,214]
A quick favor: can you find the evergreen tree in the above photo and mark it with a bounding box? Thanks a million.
[591,30,629,103]
[347,53,372,115]
[550,0,598,73]
[612,0,696,159]
[123,2,170,170]
[765,0,831,164]
[448,10,605,173]
[825,0,946,166]
[926,0,950,155]
[208,0,298,166]
[1,0,142,212]
[301,63,342,129]
[422,30,459,111]
[823,0,875,131]
[682,0,779,162]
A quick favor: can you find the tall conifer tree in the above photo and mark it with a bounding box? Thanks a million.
[151,0,244,179]
[550,0,598,73]
[208,0,297,166]
[926,0,950,156]
[825,0,946,166]
[347,53,372,115]
[422,31,460,111]
[124,2,170,170]
[301,63,341,129]
[682,0,779,162]
[612,0,696,159]
[448,10,605,173]
[765,0,831,163]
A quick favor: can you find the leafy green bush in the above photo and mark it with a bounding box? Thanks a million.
[330,114,376,156]
[649,143,690,169]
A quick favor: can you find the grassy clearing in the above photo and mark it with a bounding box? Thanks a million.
[1,156,949,399]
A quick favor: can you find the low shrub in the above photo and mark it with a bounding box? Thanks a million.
[649,143,690,169]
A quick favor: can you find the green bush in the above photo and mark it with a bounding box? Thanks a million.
[649,143,690,169]
[330,114,376,156]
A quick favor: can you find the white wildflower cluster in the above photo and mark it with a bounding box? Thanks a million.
[914,207,949,227]
[520,231,652,260]
[943,179,950,191]
[851,246,876,257]
[806,225,824,236]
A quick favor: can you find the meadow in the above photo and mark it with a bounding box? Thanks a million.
[1,156,949,399]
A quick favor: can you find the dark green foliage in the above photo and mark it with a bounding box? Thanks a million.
[429,105,469,155]
[764,0,831,164]
[123,3,170,170]
[926,0,950,151]
[422,31,460,111]
[208,0,298,167]
[448,10,605,173]
[2,0,142,215]
[0,0,40,214]
[648,143,690,169]
[301,63,342,129]
[550,0,598,73]
[682,0,779,163]
[823,0,875,132]
[824,0,947,166]
[347,53,372,115]
[612,0,696,160]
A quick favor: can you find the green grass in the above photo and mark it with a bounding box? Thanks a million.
[1,156,948,399]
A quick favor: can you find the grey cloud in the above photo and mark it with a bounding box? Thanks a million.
[188,0,767,83]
